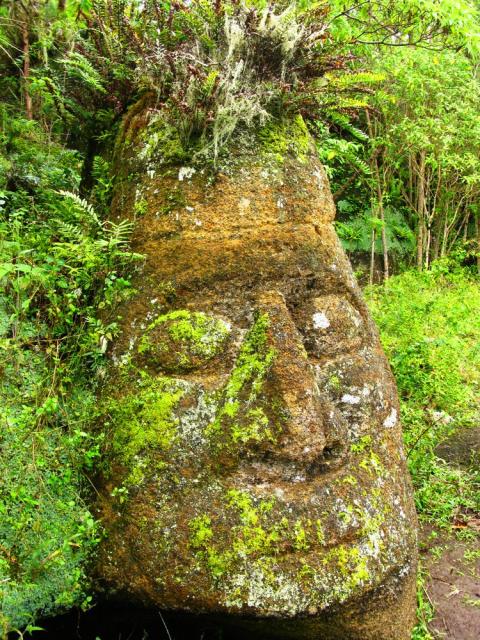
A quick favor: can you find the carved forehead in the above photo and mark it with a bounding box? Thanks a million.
[113,137,335,228]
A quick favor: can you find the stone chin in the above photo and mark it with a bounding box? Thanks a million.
[93,108,418,639]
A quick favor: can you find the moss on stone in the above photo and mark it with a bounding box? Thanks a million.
[206,313,277,447]
[138,310,230,372]
[107,374,185,467]
[138,118,189,167]
[258,115,310,163]
[189,514,234,580]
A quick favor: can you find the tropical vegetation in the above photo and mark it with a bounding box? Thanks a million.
[0,1,479,637]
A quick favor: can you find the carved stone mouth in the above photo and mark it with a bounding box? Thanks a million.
[237,442,347,486]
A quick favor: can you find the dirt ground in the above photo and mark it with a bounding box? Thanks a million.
[421,528,480,640]
[420,426,480,640]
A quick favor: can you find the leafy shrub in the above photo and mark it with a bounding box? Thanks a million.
[0,110,140,635]
[366,261,480,526]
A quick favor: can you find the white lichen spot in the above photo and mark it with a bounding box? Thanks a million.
[177,386,214,450]
[226,566,308,615]
[383,408,397,429]
[238,197,251,214]
[313,168,324,190]
[312,312,330,330]
[185,206,194,212]
[178,166,196,181]
[352,313,362,328]
[341,394,361,405]
[276,197,285,209]
[431,410,454,424]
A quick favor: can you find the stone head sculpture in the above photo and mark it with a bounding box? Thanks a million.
[95,103,417,639]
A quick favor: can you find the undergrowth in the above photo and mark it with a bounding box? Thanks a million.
[366,256,480,639]
[0,108,140,635]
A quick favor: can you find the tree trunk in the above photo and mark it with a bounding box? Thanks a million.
[369,229,376,286]
[476,215,480,274]
[379,175,389,279]
[21,20,33,120]
[416,150,427,270]
[58,0,67,10]
[366,110,389,280]
[79,135,100,197]
[425,225,431,270]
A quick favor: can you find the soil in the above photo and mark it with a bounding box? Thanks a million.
[421,426,480,640]
[421,528,480,640]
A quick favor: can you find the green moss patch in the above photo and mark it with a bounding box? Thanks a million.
[107,375,185,467]
[138,310,230,373]
[206,313,277,447]
[258,115,310,163]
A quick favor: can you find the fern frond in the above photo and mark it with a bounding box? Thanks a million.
[60,52,107,94]
[54,220,84,242]
[329,72,385,88]
[326,110,369,142]
[58,190,101,227]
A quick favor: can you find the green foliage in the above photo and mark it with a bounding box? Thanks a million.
[411,564,435,640]
[44,0,477,166]
[326,46,480,271]
[366,262,480,527]
[0,109,139,635]
[0,346,99,635]
[336,206,416,257]
[368,262,480,637]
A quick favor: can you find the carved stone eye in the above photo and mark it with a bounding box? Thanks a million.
[137,310,230,373]
[298,295,364,357]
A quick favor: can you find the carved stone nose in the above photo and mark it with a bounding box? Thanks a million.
[258,291,347,465]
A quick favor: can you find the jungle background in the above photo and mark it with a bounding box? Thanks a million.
[0,1,479,638]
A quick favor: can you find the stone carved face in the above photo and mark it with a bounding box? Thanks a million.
[97,136,417,638]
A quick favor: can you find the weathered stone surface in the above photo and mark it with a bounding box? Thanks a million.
[94,104,418,639]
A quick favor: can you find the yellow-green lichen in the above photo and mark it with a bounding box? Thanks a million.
[188,491,288,582]
[186,485,390,611]
[138,310,230,372]
[206,313,277,446]
[107,374,185,467]
[258,115,310,163]
[350,435,372,453]
[292,519,310,551]
[323,544,371,598]
[316,519,326,545]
